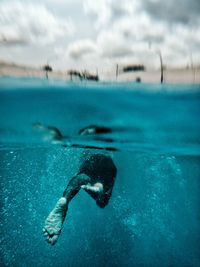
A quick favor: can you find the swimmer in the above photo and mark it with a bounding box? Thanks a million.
[33,122,63,143]
[78,125,112,135]
[43,154,117,245]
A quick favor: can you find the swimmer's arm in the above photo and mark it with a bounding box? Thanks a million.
[81,183,103,193]
[82,183,113,208]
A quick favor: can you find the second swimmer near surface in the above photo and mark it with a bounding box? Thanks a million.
[33,123,118,151]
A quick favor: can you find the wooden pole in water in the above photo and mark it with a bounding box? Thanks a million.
[148,42,164,84]
[157,50,163,84]
[190,52,196,83]
[116,64,119,80]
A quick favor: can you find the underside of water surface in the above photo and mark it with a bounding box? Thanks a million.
[0,78,200,267]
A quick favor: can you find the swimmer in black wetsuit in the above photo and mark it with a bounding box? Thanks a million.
[43,154,117,245]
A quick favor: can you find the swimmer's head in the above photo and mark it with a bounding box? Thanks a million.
[33,122,44,129]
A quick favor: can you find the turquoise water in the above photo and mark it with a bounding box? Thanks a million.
[0,77,200,267]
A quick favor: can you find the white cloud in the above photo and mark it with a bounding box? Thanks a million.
[97,31,133,58]
[0,1,74,45]
[0,0,200,69]
[83,0,111,29]
[83,0,139,29]
[67,39,97,59]
[66,31,133,61]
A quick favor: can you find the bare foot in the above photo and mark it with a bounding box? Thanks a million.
[43,197,67,245]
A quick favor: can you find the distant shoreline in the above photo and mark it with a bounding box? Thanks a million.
[0,60,200,84]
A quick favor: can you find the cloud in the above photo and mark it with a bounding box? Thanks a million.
[67,39,97,59]
[0,35,27,46]
[83,0,111,29]
[0,1,75,45]
[140,0,200,25]
[67,32,133,61]
[97,31,133,58]
[112,13,167,44]
[0,0,199,69]
[82,0,200,67]
[83,0,138,29]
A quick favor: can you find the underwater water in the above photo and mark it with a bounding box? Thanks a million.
[0,77,200,267]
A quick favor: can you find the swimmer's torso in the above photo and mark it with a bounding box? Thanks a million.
[78,154,117,188]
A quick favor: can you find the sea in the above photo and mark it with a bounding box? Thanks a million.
[0,77,200,267]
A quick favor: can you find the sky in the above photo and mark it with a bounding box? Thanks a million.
[0,0,200,71]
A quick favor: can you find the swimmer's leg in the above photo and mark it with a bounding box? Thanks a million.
[43,197,67,245]
[43,173,91,245]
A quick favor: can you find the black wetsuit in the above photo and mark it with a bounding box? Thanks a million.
[63,154,117,208]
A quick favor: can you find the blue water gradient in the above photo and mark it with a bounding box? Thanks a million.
[0,78,200,267]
